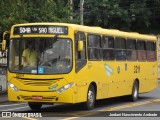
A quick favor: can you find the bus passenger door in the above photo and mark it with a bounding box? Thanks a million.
[74,31,88,102]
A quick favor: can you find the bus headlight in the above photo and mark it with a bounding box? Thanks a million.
[57,82,74,93]
[8,82,19,92]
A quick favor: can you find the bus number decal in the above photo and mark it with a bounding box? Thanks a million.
[134,65,140,73]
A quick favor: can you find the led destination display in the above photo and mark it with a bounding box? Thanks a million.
[13,26,68,35]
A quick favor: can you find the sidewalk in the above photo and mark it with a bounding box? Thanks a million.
[0,93,8,103]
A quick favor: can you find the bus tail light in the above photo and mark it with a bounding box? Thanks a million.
[56,82,74,93]
[8,82,19,92]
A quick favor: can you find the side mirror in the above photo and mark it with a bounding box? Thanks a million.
[2,40,6,51]
[78,41,83,51]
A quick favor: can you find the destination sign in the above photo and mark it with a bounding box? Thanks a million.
[13,26,68,35]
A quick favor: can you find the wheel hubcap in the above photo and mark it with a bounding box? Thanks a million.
[133,86,138,98]
[88,90,94,106]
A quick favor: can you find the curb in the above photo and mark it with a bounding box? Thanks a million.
[0,91,7,95]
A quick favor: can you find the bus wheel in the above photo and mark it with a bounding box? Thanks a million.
[84,84,95,110]
[130,81,139,101]
[28,102,42,110]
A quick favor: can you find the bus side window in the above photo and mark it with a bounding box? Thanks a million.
[75,32,86,72]
[115,37,126,61]
[102,36,114,60]
[137,40,146,61]
[126,39,137,61]
[88,34,101,60]
[146,41,156,61]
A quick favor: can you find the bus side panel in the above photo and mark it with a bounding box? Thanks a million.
[75,61,106,103]
[138,62,158,93]
[75,64,92,103]
[105,62,133,98]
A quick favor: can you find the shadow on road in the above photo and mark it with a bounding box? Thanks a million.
[20,95,153,115]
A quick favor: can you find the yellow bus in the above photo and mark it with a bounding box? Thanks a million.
[0,31,10,93]
[0,31,10,51]
[7,23,158,110]
[0,31,10,66]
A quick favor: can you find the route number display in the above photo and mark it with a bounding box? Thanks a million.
[13,26,68,35]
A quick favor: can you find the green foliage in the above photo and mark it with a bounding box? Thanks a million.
[0,0,78,33]
[0,0,160,34]
[82,0,160,33]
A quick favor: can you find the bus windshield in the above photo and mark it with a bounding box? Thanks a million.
[9,38,72,74]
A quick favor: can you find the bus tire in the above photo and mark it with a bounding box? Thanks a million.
[28,102,42,110]
[83,84,96,110]
[130,81,139,102]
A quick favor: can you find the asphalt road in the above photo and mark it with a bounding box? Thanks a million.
[0,82,160,120]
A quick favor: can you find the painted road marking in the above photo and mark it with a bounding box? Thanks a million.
[2,106,29,111]
[0,103,27,108]
[1,98,160,119]
[23,117,37,120]
[62,98,160,120]
[62,112,98,120]
[98,99,160,111]
[62,117,79,120]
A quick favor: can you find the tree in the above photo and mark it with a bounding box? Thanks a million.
[0,0,160,34]
[0,0,78,33]
[76,0,160,33]
[83,0,132,30]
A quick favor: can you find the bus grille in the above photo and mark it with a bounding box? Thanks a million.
[18,78,62,86]
[20,95,56,101]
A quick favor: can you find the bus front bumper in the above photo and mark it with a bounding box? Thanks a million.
[8,87,76,104]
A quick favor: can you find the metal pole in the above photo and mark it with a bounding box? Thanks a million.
[80,0,84,25]
[69,0,73,20]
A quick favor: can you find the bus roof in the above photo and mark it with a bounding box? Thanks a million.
[12,23,157,40]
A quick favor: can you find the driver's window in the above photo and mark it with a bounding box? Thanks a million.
[22,40,37,67]
[9,40,24,70]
